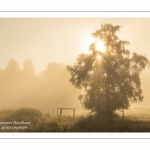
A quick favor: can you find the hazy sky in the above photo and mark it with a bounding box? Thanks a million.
[1,18,150,109]
[1,18,150,74]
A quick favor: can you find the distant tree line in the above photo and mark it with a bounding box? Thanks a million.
[0,59,80,109]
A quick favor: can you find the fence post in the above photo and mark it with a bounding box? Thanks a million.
[122,109,124,119]
[60,108,62,117]
[73,109,75,119]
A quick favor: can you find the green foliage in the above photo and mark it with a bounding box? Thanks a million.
[67,23,150,116]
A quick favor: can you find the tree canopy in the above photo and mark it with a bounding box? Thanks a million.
[67,23,150,117]
[6,59,20,73]
[23,59,35,75]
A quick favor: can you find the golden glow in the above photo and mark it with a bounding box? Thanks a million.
[96,40,105,52]
[83,34,105,54]
[97,55,102,60]
[83,34,96,54]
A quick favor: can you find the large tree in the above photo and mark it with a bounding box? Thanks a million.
[67,23,150,117]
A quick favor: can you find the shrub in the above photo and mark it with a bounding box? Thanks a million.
[5,107,42,122]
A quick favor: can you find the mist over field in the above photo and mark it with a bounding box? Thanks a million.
[0,60,83,111]
[0,57,150,118]
[1,18,150,132]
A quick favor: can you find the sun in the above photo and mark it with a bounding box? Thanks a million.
[82,33,105,54]
[95,40,105,52]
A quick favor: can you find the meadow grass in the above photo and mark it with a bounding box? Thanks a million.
[0,107,150,132]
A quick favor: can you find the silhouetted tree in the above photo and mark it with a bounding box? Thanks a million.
[5,59,21,81]
[6,59,20,73]
[39,62,67,81]
[46,62,58,72]
[23,59,35,75]
[67,23,150,117]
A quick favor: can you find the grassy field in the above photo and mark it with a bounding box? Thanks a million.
[0,107,150,132]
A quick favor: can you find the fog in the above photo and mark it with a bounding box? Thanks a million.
[0,58,149,117]
[0,18,150,116]
[0,59,83,114]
